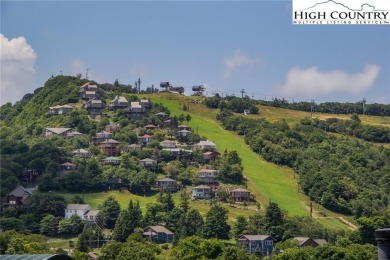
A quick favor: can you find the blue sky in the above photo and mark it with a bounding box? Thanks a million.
[1,1,389,105]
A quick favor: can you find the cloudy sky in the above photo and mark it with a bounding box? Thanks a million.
[1,1,389,105]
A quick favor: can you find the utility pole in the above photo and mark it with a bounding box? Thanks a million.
[310,99,315,118]
[310,201,313,218]
[138,76,141,94]
[86,69,89,80]
[362,98,366,115]
[240,89,245,99]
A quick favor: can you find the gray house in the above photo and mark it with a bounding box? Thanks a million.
[239,235,276,255]
[143,226,174,243]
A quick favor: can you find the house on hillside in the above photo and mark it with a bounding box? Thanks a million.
[230,188,251,203]
[238,235,276,255]
[1,185,38,213]
[125,144,142,152]
[160,140,177,148]
[178,129,191,138]
[102,156,121,165]
[106,177,124,191]
[72,148,90,158]
[198,169,218,185]
[67,131,84,138]
[293,237,327,247]
[49,105,73,115]
[193,140,217,151]
[84,210,100,222]
[110,95,129,109]
[143,226,174,243]
[140,99,152,110]
[84,98,105,115]
[45,128,72,138]
[59,162,76,177]
[65,204,100,222]
[160,119,173,128]
[202,151,220,163]
[65,204,91,219]
[79,83,101,99]
[99,139,120,156]
[124,101,148,120]
[105,124,119,133]
[155,112,169,120]
[139,158,157,169]
[192,185,214,200]
[156,178,178,192]
[162,148,193,158]
[145,124,158,130]
[138,134,153,146]
[91,131,113,145]
[178,125,191,131]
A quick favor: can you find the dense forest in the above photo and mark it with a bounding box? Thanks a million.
[259,98,390,116]
[205,96,390,219]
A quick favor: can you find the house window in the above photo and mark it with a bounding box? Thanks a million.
[265,240,273,245]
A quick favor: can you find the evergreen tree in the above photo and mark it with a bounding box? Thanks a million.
[76,228,89,252]
[203,205,230,239]
[112,209,132,242]
[185,209,204,237]
[180,189,190,213]
[163,191,175,212]
[185,114,191,124]
[129,201,143,229]
[233,215,248,239]
[167,207,185,234]
[113,200,143,242]
[100,196,121,229]
[265,202,284,228]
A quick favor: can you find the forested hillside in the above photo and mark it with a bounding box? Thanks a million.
[204,96,390,220]
[0,76,388,259]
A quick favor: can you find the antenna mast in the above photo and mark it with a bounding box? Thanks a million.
[138,75,141,94]
[240,89,245,99]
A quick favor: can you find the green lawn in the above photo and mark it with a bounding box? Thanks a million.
[140,93,353,230]
[145,94,309,215]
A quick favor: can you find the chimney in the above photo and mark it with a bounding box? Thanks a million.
[375,228,390,260]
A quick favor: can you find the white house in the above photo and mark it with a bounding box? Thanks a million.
[65,204,91,219]
[193,140,217,151]
[160,140,177,148]
[192,185,214,200]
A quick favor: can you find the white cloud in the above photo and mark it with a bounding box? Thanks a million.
[0,34,37,105]
[280,64,381,97]
[223,49,261,80]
